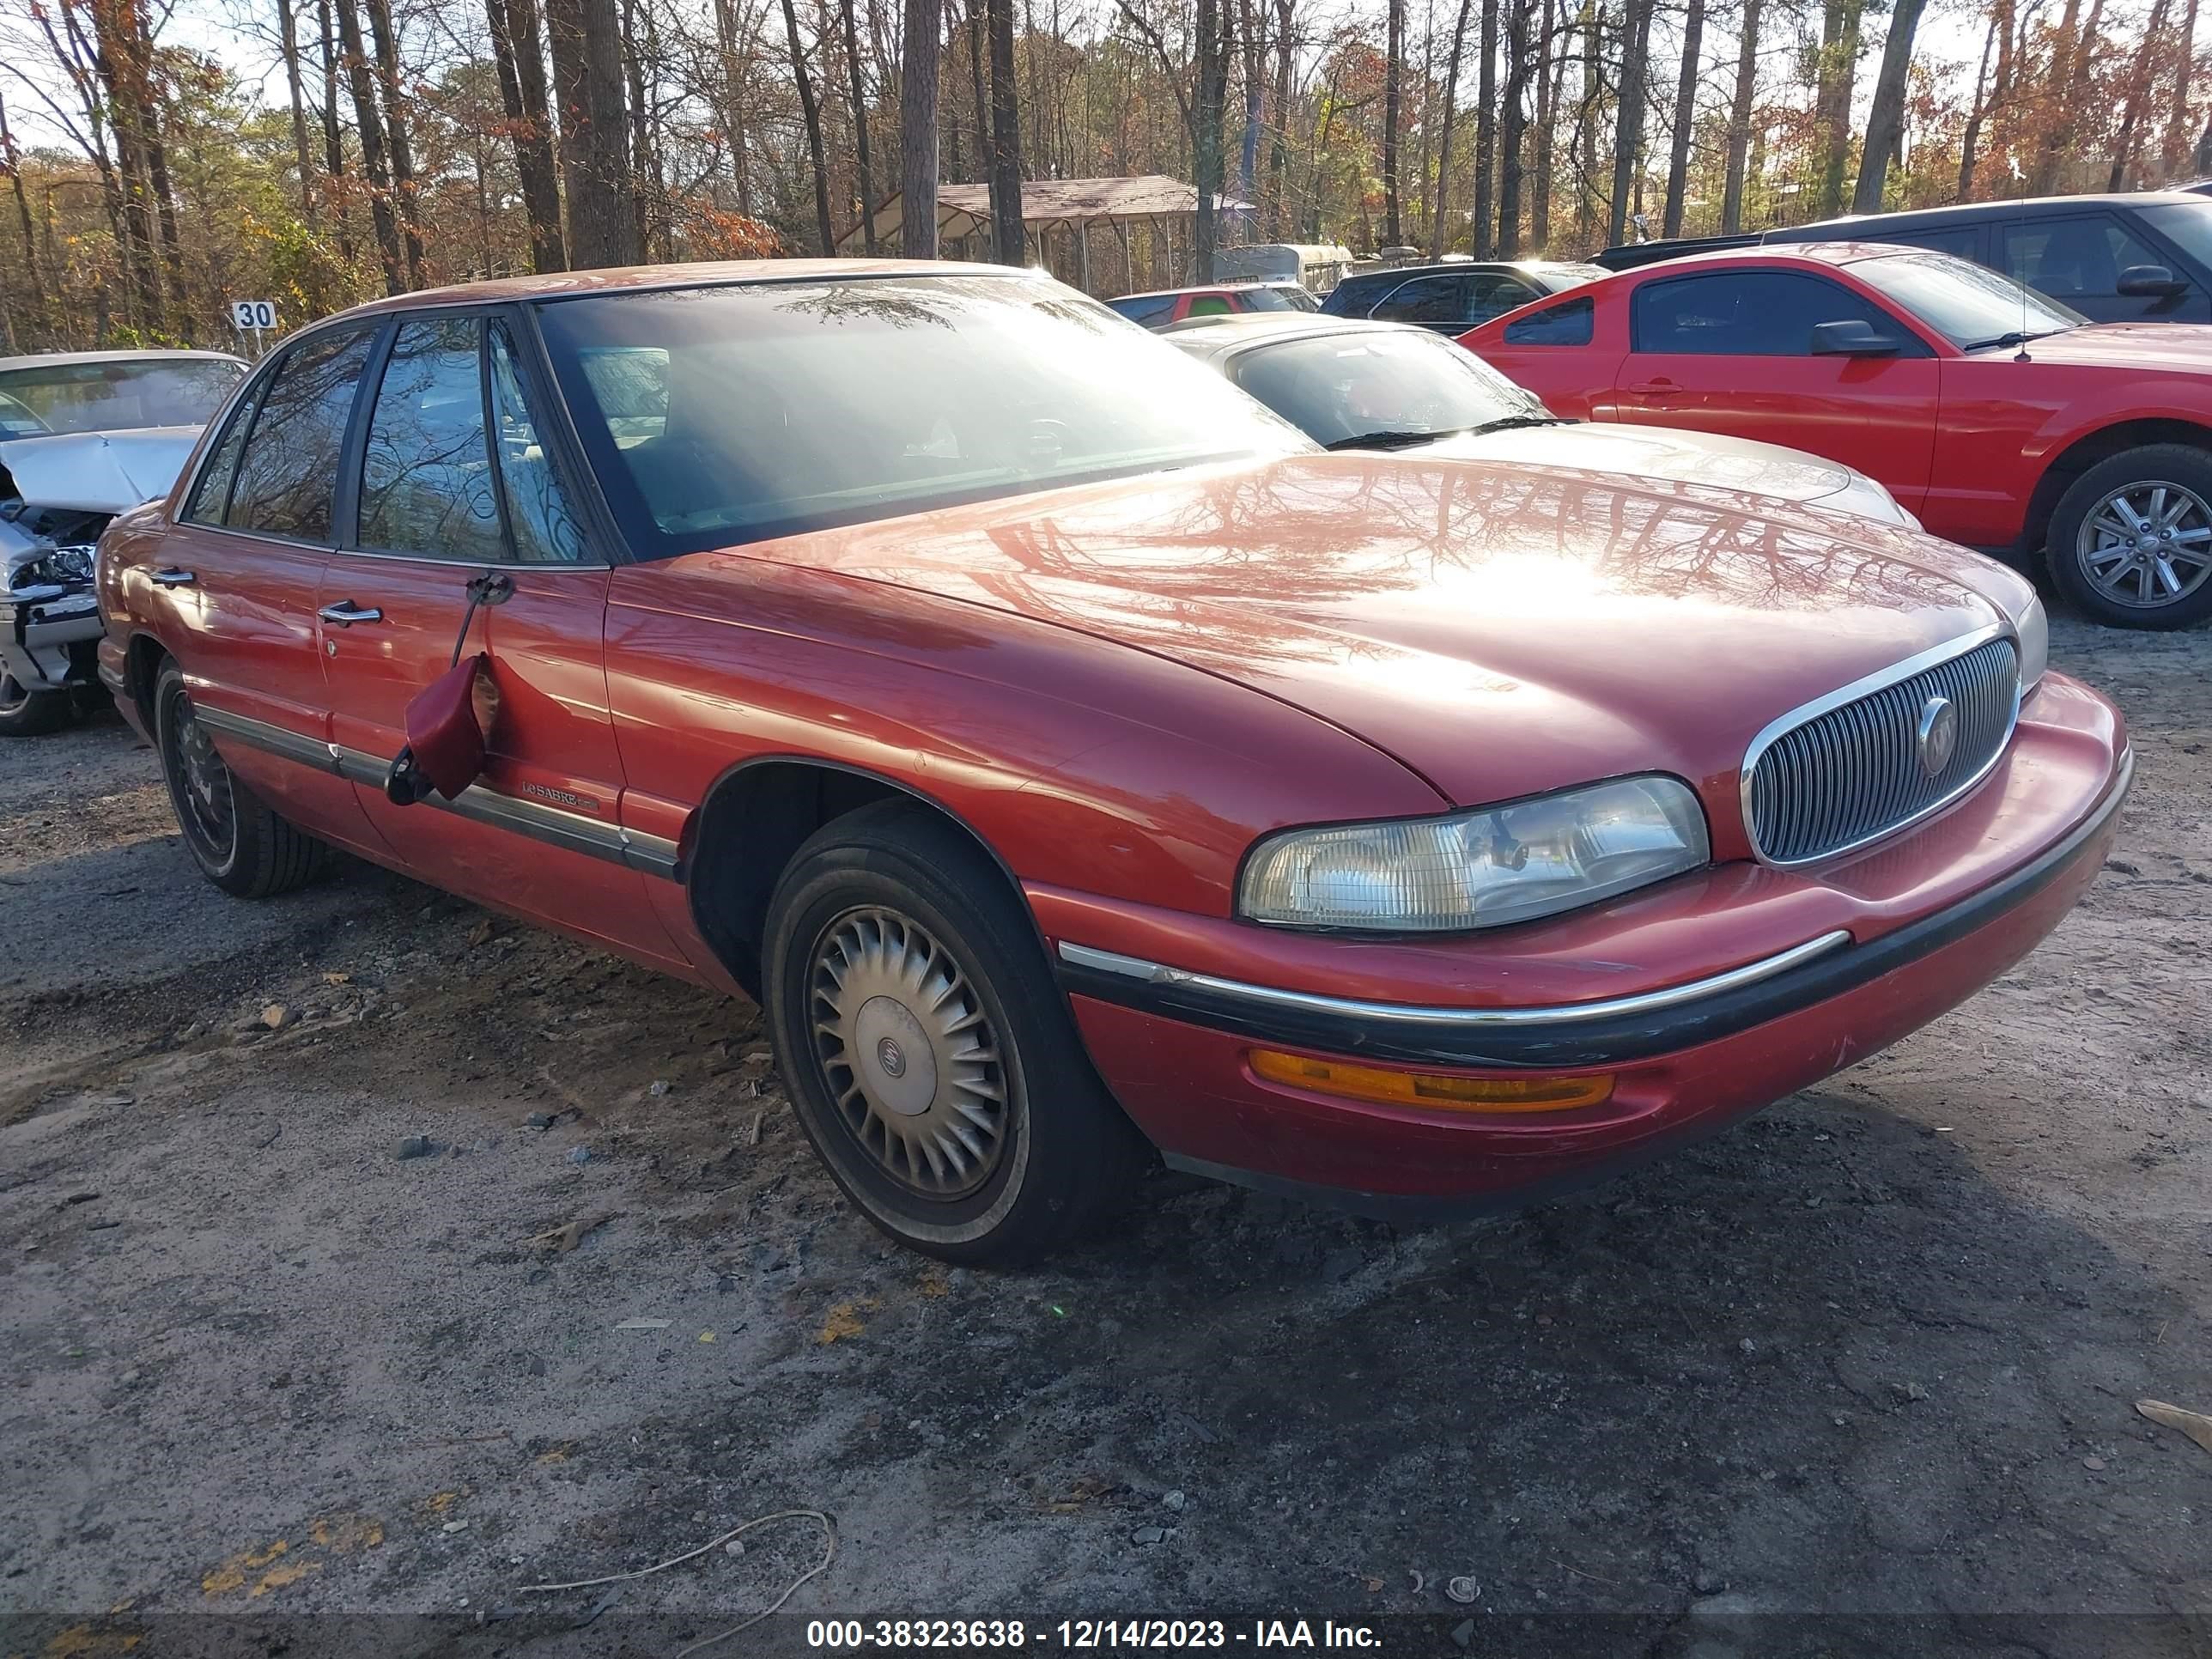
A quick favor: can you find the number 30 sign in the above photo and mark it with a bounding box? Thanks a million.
[231,299,278,331]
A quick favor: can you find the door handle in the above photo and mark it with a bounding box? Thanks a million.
[153,567,196,586]
[318,601,384,627]
[1624,380,1679,395]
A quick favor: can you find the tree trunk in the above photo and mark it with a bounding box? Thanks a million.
[1607,0,1655,245]
[712,0,754,216]
[985,0,1024,263]
[2106,0,2171,188]
[1471,0,1498,255]
[488,0,567,270]
[1956,7,1996,200]
[1811,0,1862,218]
[276,0,319,224]
[2163,0,2202,176]
[838,0,879,250]
[1193,0,1227,280]
[1528,0,1559,248]
[1661,0,1703,234]
[1497,0,1530,252]
[316,0,355,261]
[1428,0,1475,257]
[1718,0,1761,232]
[88,0,166,331]
[0,88,48,343]
[2032,0,2089,192]
[622,0,660,258]
[1237,0,1266,208]
[336,0,406,292]
[1383,0,1403,246]
[779,0,837,253]
[362,0,428,284]
[968,0,991,197]
[1572,0,1600,244]
[1851,0,1920,212]
[548,0,641,266]
[899,0,941,252]
[1267,0,1293,236]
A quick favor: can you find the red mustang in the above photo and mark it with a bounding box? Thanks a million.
[97,261,2128,1261]
[1462,243,2212,629]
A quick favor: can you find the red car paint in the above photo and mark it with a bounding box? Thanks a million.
[97,262,2128,1217]
[1461,242,2212,554]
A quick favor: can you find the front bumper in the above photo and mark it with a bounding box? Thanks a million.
[1044,673,2130,1217]
[1,582,102,691]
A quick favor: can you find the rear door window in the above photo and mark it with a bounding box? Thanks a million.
[1109,295,1176,326]
[1463,273,1541,325]
[1369,274,1471,325]
[357,315,506,562]
[1881,223,1986,263]
[1502,295,1594,344]
[2001,214,2170,314]
[223,326,377,543]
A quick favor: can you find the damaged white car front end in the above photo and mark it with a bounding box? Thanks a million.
[2,428,201,734]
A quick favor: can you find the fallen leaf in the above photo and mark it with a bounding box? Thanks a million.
[2137,1398,2212,1456]
[817,1297,883,1344]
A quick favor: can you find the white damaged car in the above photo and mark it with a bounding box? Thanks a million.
[1,349,244,734]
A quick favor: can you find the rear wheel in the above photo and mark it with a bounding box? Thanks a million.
[0,674,73,736]
[153,659,327,897]
[2049,445,2212,629]
[761,801,1148,1263]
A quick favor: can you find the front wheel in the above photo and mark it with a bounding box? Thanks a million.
[761,801,1148,1263]
[153,659,328,897]
[2048,445,2212,629]
[0,674,74,736]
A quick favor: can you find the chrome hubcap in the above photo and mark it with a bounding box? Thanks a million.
[0,675,27,715]
[2079,481,2212,608]
[809,907,1007,1198]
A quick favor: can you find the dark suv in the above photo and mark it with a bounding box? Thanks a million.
[1598,191,2212,325]
[1320,259,1605,333]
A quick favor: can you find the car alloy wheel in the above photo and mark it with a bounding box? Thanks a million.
[2075,480,2212,610]
[163,683,239,869]
[807,904,1010,1200]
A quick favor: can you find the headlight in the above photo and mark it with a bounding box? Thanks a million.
[1238,775,1711,933]
[2013,592,2048,697]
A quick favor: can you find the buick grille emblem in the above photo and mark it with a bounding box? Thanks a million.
[1916,695,1959,778]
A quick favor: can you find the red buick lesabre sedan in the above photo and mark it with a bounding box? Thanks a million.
[95,261,2130,1261]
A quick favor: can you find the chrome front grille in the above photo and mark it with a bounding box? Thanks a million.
[1744,635,2021,866]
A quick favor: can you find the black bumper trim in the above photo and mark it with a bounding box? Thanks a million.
[1057,750,2131,1071]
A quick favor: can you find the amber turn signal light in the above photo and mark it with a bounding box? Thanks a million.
[1249,1049,1614,1114]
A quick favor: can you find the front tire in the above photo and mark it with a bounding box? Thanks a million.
[2048,445,2212,629]
[761,801,1148,1263]
[0,674,74,736]
[153,659,327,898]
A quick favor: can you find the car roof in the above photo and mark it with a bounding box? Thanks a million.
[337,258,1031,319]
[1771,190,2207,236]
[0,348,248,372]
[1608,240,1929,274]
[1342,259,1590,283]
[1160,313,1432,358]
[1109,281,1300,301]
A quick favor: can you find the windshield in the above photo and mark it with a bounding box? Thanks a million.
[2138,199,2212,274]
[0,357,243,434]
[1226,327,1550,447]
[538,275,1310,555]
[1848,249,2085,348]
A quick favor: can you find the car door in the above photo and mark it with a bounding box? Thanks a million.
[315,308,690,967]
[1606,267,1941,514]
[1999,211,2209,323]
[1366,273,1474,333]
[149,324,384,851]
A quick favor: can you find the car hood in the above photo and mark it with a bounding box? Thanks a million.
[0,426,202,514]
[1423,421,1856,503]
[2005,321,2212,371]
[729,453,2029,810]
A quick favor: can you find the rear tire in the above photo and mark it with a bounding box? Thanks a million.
[153,659,327,898]
[0,675,73,736]
[760,800,1149,1263]
[2048,445,2212,629]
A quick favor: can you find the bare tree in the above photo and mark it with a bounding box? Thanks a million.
[1810,0,1862,217]
[1528,0,1560,247]
[986,0,1024,262]
[315,0,356,261]
[1661,0,1703,234]
[1607,0,1656,245]
[487,0,568,270]
[362,0,428,283]
[779,0,837,252]
[838,0,880,249]
[549,0,642,265]
[1719,0,1761,233]
[1497,0,1532,252]
[899,0,941,252]
[276,0,320,224]
[1956,6,1997,199]
[335,0,408,290]
[1851,0,1922,211]
[1382,0,1402,246]
[2163,0,2203,175]
[1427,0,1474,256]
[1471,0,1496,254]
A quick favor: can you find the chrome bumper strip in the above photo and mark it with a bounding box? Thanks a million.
[194,705,683,882]
[1055,930,1856,1030]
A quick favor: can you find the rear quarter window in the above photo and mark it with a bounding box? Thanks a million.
[1502,295,1594,344]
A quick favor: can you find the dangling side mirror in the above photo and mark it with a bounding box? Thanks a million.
[384,653,497,805]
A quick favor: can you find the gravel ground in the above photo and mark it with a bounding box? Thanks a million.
[2,616,2208,1659]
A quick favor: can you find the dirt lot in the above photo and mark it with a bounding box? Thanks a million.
[3,615,2209,1659]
